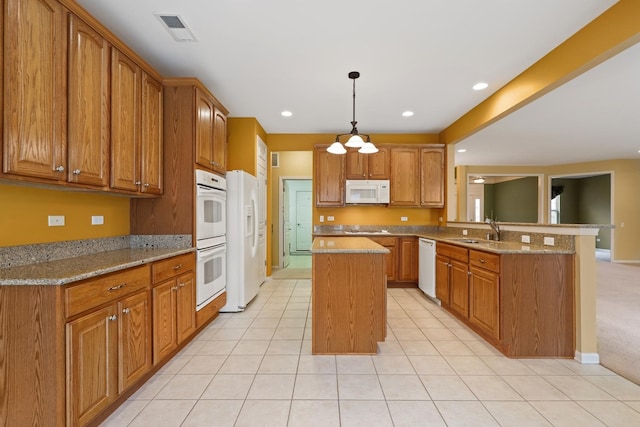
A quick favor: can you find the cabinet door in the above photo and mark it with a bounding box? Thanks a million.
[469,266,500,340]
[369,237,397,282]
[345,150,367,179]
[420,147,444,207]
[118,290,152,393]
[152,279,178,364]
[140,72,163,194]
[449,259,470,318]
[212,108,227,174]
[435,255,450,305]
[367,146,390,180]
[390,147,419,206]
[67,305,118,426]
[111,49,141,191]
[4,0,67,180]
[176,271,196,344]
[67,15,110,187]
[195,88,215,169]
[398,237,418,282]
[314,146,345,207]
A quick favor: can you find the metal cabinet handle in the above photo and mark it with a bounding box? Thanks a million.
[73,169,81,175]
[135,181,142,185]
[108,315,117,321]
[178,282,186,288]
[468,271,472,276]
[172,264,183,271]
[55,165,65,172]
[122,308,130,314]
[171,286,178,291]
[108,283,126,291]
[143,183,150,187]
[479,259,486,263]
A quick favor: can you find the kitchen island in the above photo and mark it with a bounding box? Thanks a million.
[311,237,389,354]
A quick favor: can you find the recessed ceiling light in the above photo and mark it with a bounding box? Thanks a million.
[457,148,467,153]
[472,82,488,91]
[281,111,293,117]
[402,111,414,117]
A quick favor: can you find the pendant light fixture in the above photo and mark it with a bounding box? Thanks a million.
[327,71,378,155]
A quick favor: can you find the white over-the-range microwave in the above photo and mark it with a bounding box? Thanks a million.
[345,180,390,204]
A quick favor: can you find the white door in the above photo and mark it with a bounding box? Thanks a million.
[282,182,291,268]
[295,191,312,251]
[257,137,267,280]
[467,183,484,222]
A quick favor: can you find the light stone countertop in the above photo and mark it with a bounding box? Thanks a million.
[0,247,195,286]
[311,237,390,254]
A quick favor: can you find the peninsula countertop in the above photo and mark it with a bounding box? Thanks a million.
[0,247,195,286]
[311,236,390,254]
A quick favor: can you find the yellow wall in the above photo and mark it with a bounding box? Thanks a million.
[457,159,640,261]
[227,117,267,175]
[0,183,130,247]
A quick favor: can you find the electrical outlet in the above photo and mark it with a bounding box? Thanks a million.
[543,236,555,246]
[48,215,65,227]
[327,216,334,222]
[319,215,324,223]
[521,235,530,243]
[462,229,468,236]
[91,215,104,225]
[400,216,408,222]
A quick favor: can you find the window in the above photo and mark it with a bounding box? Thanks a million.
[550,195,560,224]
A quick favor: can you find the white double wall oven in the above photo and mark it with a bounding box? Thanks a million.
[195,170,227,311]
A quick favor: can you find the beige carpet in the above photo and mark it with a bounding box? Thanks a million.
[597,260,640,385]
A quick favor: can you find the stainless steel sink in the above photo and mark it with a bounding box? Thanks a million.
[448,238,481,243]
[344,231,390,235]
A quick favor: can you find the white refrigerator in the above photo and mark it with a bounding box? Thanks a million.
[220,170,262,312]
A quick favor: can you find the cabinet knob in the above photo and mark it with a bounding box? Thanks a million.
[135,181,142,185]
[468,271,472,276]
[479,259,486,263]
[54,165,65,172]
[122,308,130,314]
[73,169,81,175]
[179,282,186,288]
[108,315,117,321]
[143,183,150,187]
[172,264,183,271]
[172,286,178,291]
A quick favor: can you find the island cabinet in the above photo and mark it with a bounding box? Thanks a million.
[345,146,390,180]
[65,265,152,427]
[436,241,575,357]
[311,237,388,354]
[369,236,398,282]
[389,147,420,206]
[314,145,345,207]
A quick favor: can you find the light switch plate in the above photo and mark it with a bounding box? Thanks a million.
[401,216,408,222]
[543,236,555,246]
[521,235,530,243]
[462,229,468,236]
[319,215,324,223]
[91,215,104,225]
[48,215,65,227]
[327,216,334,222]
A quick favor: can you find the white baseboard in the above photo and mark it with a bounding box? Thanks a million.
[575,351,600,364]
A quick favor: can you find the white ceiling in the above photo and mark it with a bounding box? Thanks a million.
[76,0,631,166]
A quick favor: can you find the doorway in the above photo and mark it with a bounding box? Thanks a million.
[279,177,312,269]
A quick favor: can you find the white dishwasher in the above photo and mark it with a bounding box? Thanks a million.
[418,238,438,303]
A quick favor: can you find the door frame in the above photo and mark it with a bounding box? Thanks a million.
[278,176,312,268]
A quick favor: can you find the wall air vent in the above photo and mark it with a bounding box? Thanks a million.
[155,14,197,42]
[271,152,280,168]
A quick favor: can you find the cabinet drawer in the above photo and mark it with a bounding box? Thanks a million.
[470,250,500,273]
[152,253,195,284]
[436,242,469,263]
[66,265,150,318]
[368,236,397,247]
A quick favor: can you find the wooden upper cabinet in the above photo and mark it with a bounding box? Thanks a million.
[67,14,110,187]
[3,0,67,180]
[345,146,389,180]
[421,147,445,208]
[140,73,163,194]
[390,147,420,206]
[212,108,227,174]
[110,49,140,192]
[314,146,345,207]
[195,88,215,170]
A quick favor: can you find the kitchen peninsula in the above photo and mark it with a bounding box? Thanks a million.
[311,237,389,354]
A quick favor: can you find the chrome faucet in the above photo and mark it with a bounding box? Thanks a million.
[486,218,500,241]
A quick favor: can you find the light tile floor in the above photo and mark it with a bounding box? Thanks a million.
[102,278,640,426]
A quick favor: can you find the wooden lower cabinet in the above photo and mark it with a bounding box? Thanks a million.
[397,237,418,282]
[152,257,196,364]
[436,242,574,357]
[369,236,397,282]
[66,287,152,427]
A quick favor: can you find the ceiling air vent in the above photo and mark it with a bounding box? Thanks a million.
[155,14,197,42]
